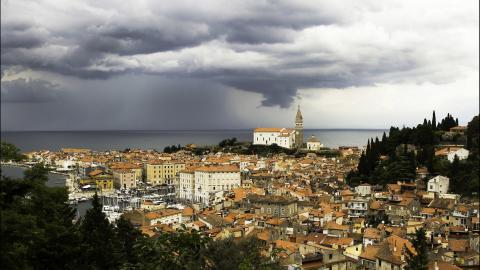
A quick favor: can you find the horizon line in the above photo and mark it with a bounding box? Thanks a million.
[1,128,389,132]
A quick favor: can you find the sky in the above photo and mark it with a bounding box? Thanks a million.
[1,0,478,131]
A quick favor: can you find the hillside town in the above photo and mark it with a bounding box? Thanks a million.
[5,111,478,270]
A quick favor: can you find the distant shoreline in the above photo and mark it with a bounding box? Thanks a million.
[1,128,388,133]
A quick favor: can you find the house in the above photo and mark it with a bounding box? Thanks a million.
[112,168,137,189]
[449,126,467,135]
[359,244,380,270]
[355,183,372,197]
[123,209,182,226]
[447,148,469,162]
[323,221,350,238]
[384,196,420,224]
[363,228,381,246]
[247,194,298,218]
[375,235,415,270]
[435,147,469,162]
[428,176,450,194]
[347,197,370,217]
[79,169,114,190]
[306,135,323,151]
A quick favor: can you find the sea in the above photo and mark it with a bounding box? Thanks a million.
[0,129,387,152]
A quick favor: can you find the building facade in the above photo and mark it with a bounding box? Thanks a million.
[178,165,241,206]
[253,128,296,148]
[112,169,137,189]
[306,135,322,151]
[428,175,450,194]
[145,161,185,185]
[194,165,241,205]
[179,168,196,201]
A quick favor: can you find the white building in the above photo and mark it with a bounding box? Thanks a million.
[447,148,469,162]
[179,165,241,206]
[427,175,450,194]
[355,183,372,197]
[195,165,241,205]
[306,135,323,151]
[347,197,370,217]
[179,168,196,201]
[253,128,296,149]
[55,159,77,172]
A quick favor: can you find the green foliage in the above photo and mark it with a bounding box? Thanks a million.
[466,115,479,159]
[219,137,238,148]
[128,227,211,270]
[0,141,26,162]
[437,113,457,131]
[128,233,281,270]
[164,144,183,153]
[405,228,428,270]
[447,156,479,197]
[24,163,51,183]
[77,193,120,269]
[242,143,296,157]
[206,237,281,270]
[0,164,80,270]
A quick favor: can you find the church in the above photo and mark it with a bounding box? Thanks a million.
[253,106,304,149]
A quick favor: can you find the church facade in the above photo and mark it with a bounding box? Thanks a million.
[253,106,304,149]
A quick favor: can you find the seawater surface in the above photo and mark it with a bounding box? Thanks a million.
[1,129,387,152]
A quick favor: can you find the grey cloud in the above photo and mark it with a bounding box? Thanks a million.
[0,1,477,110]
[1,78,65,103]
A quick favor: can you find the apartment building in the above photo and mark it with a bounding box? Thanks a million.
[145,161,185,185]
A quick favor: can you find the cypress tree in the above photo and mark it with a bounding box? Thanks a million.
[432,110,437,129]
[78,193,119,269]
[405,228,429,270]
[381,132,388,154]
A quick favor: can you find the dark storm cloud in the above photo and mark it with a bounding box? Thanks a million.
[1,78,65,103]
[0,1,355,103]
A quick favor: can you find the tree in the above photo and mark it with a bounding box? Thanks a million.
[206,236,282,270]
[0,141,25,162]
[78,193,119,269]
[129,228,211,270]
[115,216,144,266]
[467,115,479,159]
[0,163,80,270]
[405,228,428,270]
[432,110,437,129]
[24,163,51,183]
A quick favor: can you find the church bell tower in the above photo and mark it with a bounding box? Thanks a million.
[295,105,304,148]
